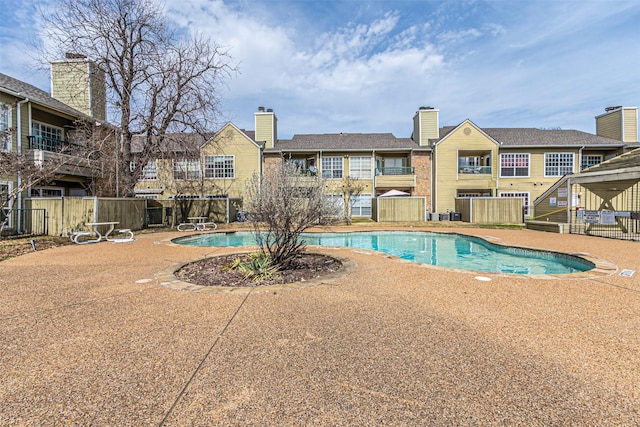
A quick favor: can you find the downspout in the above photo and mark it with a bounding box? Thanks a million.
[16,96,30,232]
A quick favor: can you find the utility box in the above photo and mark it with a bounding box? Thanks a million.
[430,212,440,221]
[450,212,462,221]
[439,213,450,221]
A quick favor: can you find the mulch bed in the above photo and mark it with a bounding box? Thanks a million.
[0,237,73,262]
[175,252,343,287]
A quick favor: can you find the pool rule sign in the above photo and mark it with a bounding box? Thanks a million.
[583,210,600,224]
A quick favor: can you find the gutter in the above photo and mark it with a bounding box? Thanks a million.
[16,95,30,232]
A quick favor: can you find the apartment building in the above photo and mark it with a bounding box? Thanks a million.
[1,56,106,230]
[134,105,636,220]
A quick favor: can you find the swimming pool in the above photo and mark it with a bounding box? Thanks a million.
[173,231,594,275]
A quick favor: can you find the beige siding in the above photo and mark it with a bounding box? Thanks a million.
[596,109,623,141]
[51,61,91,117]
[623,108,638,142]
[50,60,105,119]
[202,124,261,198]
[414,109,439,145]
[434,122,497,212]
[255,112,276,148]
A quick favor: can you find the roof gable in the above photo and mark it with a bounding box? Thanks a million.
[207,122,263,149]
[433,119,500,147]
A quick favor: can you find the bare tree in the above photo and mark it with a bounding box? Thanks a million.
[244,162,341,269]
[38,0,235,196]
[0,152,63,235]
[341,176,365,225]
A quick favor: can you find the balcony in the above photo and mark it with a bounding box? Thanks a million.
[375,166,415,188]
[25,135,102,178]
[458,165,492,175]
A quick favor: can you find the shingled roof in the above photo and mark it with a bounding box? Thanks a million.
[435,125,630,147]
[0,72,89,119]
[269,133,428,152]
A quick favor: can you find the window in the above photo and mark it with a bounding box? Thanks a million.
[0,104,10,151]
[500,192,530,216]
[349,156,372,179]
[205,155,235,178]
[173,158,200,180]
[141,160,158,180]
[325,194,345,218]
[131,160,158,180]
[581,155,603,171]
[1,181,12,228]
[321,156,343,179]
[31,121,63,140]
[545,153,574,177]
[500,153,529,177]
[350,194,372,217]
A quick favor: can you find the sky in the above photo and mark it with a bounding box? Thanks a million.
[1,0,639,139]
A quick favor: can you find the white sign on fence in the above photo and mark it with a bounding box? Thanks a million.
[601,210,616,225]
[583,210,600,224]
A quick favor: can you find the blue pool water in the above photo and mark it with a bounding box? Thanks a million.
[173,231,594,275]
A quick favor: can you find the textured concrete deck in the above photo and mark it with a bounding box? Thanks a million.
[1,226,639,425]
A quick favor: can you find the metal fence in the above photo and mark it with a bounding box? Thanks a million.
[569,181,640,241]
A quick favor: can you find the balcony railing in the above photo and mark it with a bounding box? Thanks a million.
[376,166,415,176]
[458,165,491,175]
[27,135,82,154]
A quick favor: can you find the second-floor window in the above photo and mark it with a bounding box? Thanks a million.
[545,153,574,177]
[130,160,158,180]
[321,156,343,179]
[500,153,529,177]
[141,160,158,180]
[205,155,235,178]
[173,158,200,180]
[32,121,63,141]
[0,104,10,151]
[349,156,372,179]
[581,155,603,171]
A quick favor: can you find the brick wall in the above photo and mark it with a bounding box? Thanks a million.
[412,151,432,212]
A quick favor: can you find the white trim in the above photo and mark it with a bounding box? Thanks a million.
[544,152,574,177]
[499,152,530,178]
[204,154,235,179]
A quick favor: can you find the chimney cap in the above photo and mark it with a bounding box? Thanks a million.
[419,106,434,110]
[605,106,623,112]
[65,52,87,59]
[266,108,273,112]
[258,106,265,112]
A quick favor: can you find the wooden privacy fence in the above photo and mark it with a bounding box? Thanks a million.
[373,197,426,222]
[24,197,146,236]
[455,197,523,224]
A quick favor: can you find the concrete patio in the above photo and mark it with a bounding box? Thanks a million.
[1,227,639,425]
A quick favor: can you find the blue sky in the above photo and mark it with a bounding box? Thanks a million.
[1,0,639,139]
